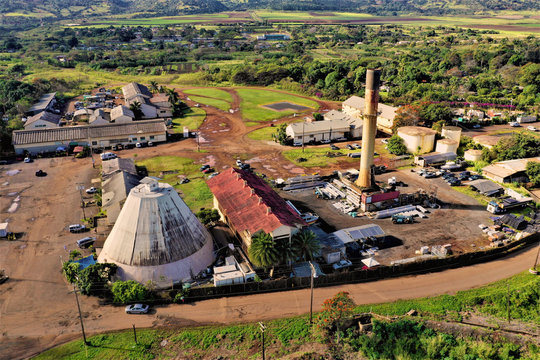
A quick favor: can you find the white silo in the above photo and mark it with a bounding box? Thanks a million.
[397,126,436,154]
[435,138,459,154]
[98,177,214,287]
[441,126,462,143]
[464,149,483,162]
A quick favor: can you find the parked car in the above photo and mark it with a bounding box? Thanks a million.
[240,163,251,170]
[447,178,461,186]
[23,157,33,163]
[179,178,190,184]
[381,139,388,144]
[509,122,520,127]
[423,172,437,178]
[85,187,98,194]
[125,304,150,314]
[208,172,220,179]
[472,124,482,129]
[202,167,214,174]
[147,141,154,147]
[352,143,361,149]
[236,159,243,166]
[392,214,414,224]
[346,144,354,150]
[35,170,47,177]
[199,164,210,171]
[135,142,142,148]
[100,152,117,161]
[527,126,537,131]
[320,139,331,144]
[330,145,339,150]
[77,237,95,249]
[468,174,482,181]
[332,259,353,270]
[69,224,87,233]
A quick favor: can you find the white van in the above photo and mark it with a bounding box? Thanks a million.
[100,152,117,161]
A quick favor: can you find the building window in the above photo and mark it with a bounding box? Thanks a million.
[150,136,155,140]
[140,137,146,141]
[310,135,314,138]
[91,141,97,146]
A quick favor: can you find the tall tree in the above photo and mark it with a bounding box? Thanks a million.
[248,232,279,268]
[292,230,320,262]
[149,81,159,94]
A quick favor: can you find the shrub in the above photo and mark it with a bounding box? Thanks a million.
[387,135,408,155]
[111,280,149,304]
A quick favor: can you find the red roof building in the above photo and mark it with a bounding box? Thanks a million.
[207,168,306,247]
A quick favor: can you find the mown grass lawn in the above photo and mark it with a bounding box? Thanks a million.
[171,107,206,132]
[135,156,212,211]
[283,147,363,168]
[184,88,233,103]
[188,96,230,112]
[236,89,318,122]
[246,125,277,141]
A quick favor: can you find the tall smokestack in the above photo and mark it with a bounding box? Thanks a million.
[356,69,381,188]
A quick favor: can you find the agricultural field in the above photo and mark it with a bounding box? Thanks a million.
[183,88,233,111]
[135,156,213,210]
[236,89,319,122]
[34,272,540,360]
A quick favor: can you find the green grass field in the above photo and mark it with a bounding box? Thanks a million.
[236,89,318,122]
[246,125,277,141]
[183,88,233,103]
[171,107,206,132]
[188,96,230,112]
[135,156,212,211]
[283,147,362,168]
[34,271,539,359]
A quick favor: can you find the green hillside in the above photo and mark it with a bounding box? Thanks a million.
[1,0,539,20]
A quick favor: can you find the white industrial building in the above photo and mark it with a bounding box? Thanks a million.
[98,177,215,286]
[12,119,167,155]
[342,95,398,134]
[286,119,350,144]
[24,111,61,129]
[110,105,134,123]
[397,126,436,154]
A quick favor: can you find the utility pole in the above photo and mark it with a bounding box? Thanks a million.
[132,324,138,344]
[77,184,86,220]
[302,121,305,153]
[73,285,88,345]
[196,131,200,152]
[309,261,317,326]
[259,322,266,360]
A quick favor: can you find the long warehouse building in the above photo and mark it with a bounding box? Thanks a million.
[12,119,167,155]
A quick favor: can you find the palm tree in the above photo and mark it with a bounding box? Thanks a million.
[248,232,279,269]
[149,81,159,94]
[166,88,179,104]
[293,230,320,262]
[275,238,296,265]
[129,101,143,120]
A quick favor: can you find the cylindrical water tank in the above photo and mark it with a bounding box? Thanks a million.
[441,126,462,143]
[464,149,483,162]
[435,139,458,154]
[397,126,436,154]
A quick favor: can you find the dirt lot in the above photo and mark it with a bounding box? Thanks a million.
[282,169,493,265]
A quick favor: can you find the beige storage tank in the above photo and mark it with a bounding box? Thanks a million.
[464,149,483,162]
[397,126,436,154]
[441,126,462,143]
[435,138,459,154]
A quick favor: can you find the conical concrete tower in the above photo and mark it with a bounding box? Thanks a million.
[98,177,214,286]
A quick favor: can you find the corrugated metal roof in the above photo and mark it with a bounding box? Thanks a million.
[24,111,61,128]
[102,158,138,178]
[207,168,307,235]
[483,157,540,179]
[468,179,503,196]
[332,224,385,244]
[28,93,56,113]
[287,119,350,135]
[99,181,212,266]
[122,82,152,101]
[110,105,134,120]
[13,119,166,145]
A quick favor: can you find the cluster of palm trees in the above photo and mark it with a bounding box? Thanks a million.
[248,230,320,269]
[148,81,187,116]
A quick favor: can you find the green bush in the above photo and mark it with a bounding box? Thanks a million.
[387,135,408,155]
[111,280,149,304]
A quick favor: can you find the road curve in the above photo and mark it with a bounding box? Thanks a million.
[5,243,538,360]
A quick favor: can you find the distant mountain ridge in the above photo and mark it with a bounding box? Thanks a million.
[1,0,538,19]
